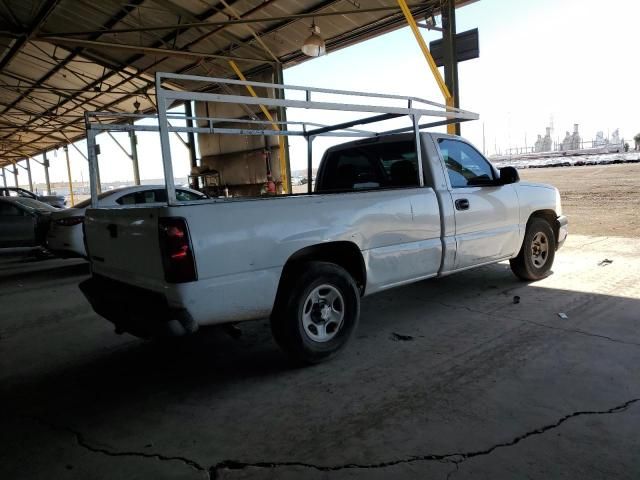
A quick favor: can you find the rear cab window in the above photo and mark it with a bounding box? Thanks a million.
[316,140,420,192]
[115,189,204,205]
[116,190,163,205]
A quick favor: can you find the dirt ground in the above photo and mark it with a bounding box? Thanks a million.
[520,163,640,238]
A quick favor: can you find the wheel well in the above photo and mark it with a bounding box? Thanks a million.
[278,241,366,296]
[529,209,559,240]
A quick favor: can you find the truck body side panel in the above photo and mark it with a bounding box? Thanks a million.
[449,185,521,268]
[86,187,442,325]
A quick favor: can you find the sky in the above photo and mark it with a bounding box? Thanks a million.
[284,0,640,168]
[7,0,640,188]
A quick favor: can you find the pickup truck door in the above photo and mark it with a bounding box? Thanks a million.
[0,201,36,247]
[436,138,521,269]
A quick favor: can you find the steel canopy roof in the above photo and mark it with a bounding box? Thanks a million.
[0,0,474,169]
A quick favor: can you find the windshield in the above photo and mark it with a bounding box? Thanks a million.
[74,189,121,208]
[11,197,58,212]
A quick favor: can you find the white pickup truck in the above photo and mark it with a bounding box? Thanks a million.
[80,132,567,363]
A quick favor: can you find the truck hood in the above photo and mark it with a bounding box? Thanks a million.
[516,181,557,191]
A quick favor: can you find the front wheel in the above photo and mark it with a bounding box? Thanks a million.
[510,217,556,281]
[271,261,360,364]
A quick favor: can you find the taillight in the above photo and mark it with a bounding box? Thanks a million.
[158,217,197,283]
[55,216,84,226]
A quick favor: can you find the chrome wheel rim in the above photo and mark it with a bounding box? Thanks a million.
[531,232,549,268]
[301,284,345,343]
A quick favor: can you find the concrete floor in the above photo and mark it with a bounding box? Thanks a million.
[1,235,639,479]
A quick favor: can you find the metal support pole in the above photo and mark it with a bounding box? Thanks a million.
[96,153,102,194]
[64,145,75,207]
[396,0,452,104]
[274,63,292,193]
[86,129,99,208]
[412,114,425,187]
[155,73,177,205]
[129,121,141,185]
[184,102,198,168]
[307,136,314,194]
[68,139,101,193]
[26,158,33,191]
[229,60,289,193]
[442,0,460,135]
[43,151,51,195]
[13,164,18,188]
[184,101,198,189]
[1,168,6,188]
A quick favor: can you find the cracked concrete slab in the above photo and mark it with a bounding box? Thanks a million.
[1,235,640,479]
[452,401,640,479]
[0,416,207,480]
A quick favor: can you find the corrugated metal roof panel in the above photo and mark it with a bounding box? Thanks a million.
[0,0,475,167]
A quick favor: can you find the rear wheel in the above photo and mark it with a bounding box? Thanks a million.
[271,261,360,364]
[510,217,556,281]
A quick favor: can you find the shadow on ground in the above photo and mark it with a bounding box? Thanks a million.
[1,240,640,479]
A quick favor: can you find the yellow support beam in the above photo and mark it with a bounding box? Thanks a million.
[396,0,457,135]
[229,60,288,193]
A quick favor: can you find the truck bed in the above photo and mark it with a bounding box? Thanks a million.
[85,188,444,326]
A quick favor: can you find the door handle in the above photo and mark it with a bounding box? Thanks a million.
[455,198,470,211]
[107,224,118,238]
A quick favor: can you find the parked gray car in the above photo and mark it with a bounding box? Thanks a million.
[0,187,66,208]
[0,197,57,248]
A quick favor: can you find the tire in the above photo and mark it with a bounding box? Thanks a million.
[271,261,360,364]
[510,217,556,281]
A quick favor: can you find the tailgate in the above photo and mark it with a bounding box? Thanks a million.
[84,207,165,284]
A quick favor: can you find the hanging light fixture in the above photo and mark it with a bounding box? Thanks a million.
[301,22,326,57]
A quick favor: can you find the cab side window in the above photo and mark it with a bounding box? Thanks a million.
[438,139,495,188]
[0,202,25,216]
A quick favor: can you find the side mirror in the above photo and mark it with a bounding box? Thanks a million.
[499,166,520,185]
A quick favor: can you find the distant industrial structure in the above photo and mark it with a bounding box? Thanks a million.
[499,123,625,159]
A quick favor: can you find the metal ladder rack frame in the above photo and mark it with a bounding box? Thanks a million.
[85,72,479,207]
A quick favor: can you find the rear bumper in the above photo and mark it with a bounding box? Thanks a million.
[46,228,86,258]
[556,215,568,249]
[79,274,198,338]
